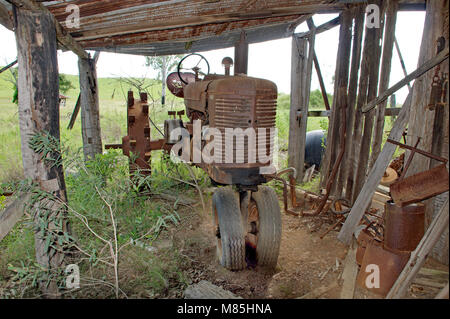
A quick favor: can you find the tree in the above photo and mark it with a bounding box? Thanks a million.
[10,70,75,104]
[145,55,182,106]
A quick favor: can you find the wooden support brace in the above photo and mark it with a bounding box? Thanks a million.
[362,47,449,113]
[8,0,89,59]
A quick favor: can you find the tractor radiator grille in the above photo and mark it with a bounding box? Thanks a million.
[213,95,276,165]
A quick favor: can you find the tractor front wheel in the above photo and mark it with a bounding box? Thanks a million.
[212,187,246,271]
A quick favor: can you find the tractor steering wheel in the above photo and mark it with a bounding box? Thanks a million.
[177,53,210,84]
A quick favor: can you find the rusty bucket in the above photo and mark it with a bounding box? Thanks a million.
[384,201,425,252]
[356,243,410,297]
[390,164,449,206]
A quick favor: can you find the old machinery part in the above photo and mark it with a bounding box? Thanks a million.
[384,201,425,253]
[177,53,210,84]
[212,187,246,270]
[104,91,167,179]
[387,138,449,206]
[222,57,234,76]
[166,72,196,98]
[390,164,449,206]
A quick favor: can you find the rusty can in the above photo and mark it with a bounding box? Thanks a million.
[356,243,410,297]
[384,201,425,252]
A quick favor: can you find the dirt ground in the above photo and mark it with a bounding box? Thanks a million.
[161,192,448,299]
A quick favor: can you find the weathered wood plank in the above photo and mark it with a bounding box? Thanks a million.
[184,280,242,299]
[234,31,248,75]
[0,196,29,242]
[338,90,414,245]
[361,47,449,114]
[338,6,364,199]
[288,36,307,182]
[79,52,103,161]
[296,16,340,38]
[8,0,89,59]
[0,3,13,30]
[340,239,358,299]
[15,6,70,297]
[320,10,352,192]
[371,0,398,169]
[353,0,386,203]
[386,197,449,299]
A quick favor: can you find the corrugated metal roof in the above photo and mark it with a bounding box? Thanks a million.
[42,0,341,55]
[0,0,426,56]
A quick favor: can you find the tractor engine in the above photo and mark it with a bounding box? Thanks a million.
[167,55,278,186]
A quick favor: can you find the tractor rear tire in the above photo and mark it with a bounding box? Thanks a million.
[212,187,246,271]
[251,186,282,269]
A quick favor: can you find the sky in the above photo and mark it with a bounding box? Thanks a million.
[0,11,425,104]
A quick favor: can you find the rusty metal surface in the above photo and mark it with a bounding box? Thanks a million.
[390,164,449,206]
[356,229,381,266]
[384,201,425,252]
[34,0,342,56]
[356,243,410,297]
[104,91,167,178]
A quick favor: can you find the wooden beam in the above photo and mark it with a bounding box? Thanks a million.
[288,36,307,182]
[295,16,340,38]
[8,0,89,59]
[386,197,449,299]
[15,5,69,297]
[68,52,100,130]
[320,9,352,196]
[0,195,29,242]
[313,53,331,111]
[361,47,449,113]
[371,0,399,169]
[338,6,364,200]
[353,0,386,202]
[394,37,412,91]
[234,31,248,75]
[294,18,317,183]
[0,59,17,74]
[340,239,358,299]
[338,89,414,245]
[0,2,13,30]
[79,51,102,161]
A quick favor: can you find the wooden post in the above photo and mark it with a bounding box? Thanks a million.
[234,31,248,75]
[337,6,364,199]
[79,52,103,162]
[320,10,352,195]
[288,36,307,181]
[15,6,69,297]
[370,0,398,169]
[386,197,449,299]
[352,0,385,203]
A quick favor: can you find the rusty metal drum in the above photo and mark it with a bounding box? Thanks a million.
[384,201,425,253]
[356,242,410,296]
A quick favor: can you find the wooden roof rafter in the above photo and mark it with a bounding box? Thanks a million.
[0,0,427,57]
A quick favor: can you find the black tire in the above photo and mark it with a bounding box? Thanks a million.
[251,186,282,269]
[212,188,246,270]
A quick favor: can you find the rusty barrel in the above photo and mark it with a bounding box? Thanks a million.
[356,242,410,296]
[384,201,425,253]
